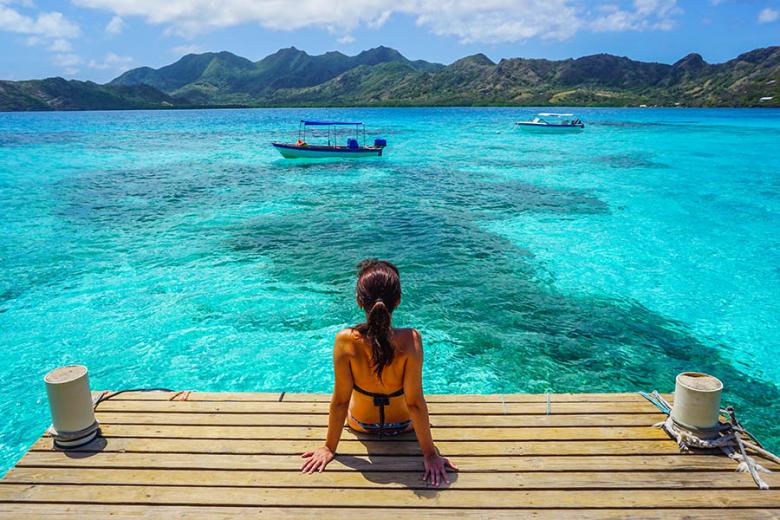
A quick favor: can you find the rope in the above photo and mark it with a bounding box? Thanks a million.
[638,391,671,414]
[93,388,175,409]
[168,391,184,401]
[640,390,774,490]
[168,390,191,401]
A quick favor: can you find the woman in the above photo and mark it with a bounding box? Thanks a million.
[301,259,457,486]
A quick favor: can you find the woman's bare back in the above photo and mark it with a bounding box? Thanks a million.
[338,327,421,430]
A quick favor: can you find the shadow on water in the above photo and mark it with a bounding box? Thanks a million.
[270,159,385,171]
[222,162,780,447]
[594,153,669,170]
[0,131,87,147]
[47,157,780,449]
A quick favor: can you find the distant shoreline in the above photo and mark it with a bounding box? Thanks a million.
[2,45,778,112]
[2,103,779,114]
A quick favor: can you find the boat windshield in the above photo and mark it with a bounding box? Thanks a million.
[534,113,580,125]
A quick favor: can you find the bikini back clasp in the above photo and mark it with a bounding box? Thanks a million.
[353,383,404,437]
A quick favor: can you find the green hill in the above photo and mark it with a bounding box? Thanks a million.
[2,46,779,111]
[109,46,444,106]
[255,47,780,107]
[0,77,186,111]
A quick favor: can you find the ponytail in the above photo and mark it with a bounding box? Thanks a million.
[365,299,394,379]
[354,259,401,379]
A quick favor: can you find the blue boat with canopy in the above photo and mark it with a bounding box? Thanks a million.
[272,120,387,159]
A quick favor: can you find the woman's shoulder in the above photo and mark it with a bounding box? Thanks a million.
[336,327,361,340]
[335,327,363,344]
[392,328,423,356]
[334,327,361,354]
[392,327,421,339]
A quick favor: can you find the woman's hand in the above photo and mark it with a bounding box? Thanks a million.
[422,453,458,486]
[300,447,335,474]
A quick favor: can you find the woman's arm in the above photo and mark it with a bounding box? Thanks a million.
[403,329,458,486]
[301,332,353,474]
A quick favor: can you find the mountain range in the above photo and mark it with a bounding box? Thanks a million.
[2,45,779,111]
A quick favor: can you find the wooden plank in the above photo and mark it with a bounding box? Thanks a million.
[2,484,780,508]
[2,467,770,490]
[95,392,282,402]
[94,412,668,427]
[11,392,773,519]
[93,424,671,441]
[17,451,754,473]
[98,391,668,404]
[281,393,666,403]
[30,437,691,456]
[92,400,659,415]
[0,504,775,520]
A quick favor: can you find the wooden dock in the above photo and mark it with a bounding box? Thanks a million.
[1,391,779,518]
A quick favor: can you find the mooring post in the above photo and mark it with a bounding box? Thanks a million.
[44,365,100,448]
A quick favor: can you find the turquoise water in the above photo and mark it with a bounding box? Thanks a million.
[0,107,779,473]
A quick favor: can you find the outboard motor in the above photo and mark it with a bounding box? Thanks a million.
[374,138,387,148]
[347,138,359,149]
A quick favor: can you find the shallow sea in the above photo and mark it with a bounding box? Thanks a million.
[0,107,779,473]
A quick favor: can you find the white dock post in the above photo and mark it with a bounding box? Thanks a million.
[44,365,99,448]
[671,372,723,431]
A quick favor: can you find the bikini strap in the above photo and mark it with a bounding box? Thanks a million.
[353,383,404,403]
[353,384,404,438]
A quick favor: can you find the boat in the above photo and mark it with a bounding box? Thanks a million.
[272,121,387,159]
[515,113,585,132]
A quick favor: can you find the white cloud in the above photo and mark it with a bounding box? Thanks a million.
[758,7,779,23]
[591,0,681,32]
[71,0,680,44]
[48,38,72,52]
[368,10,392,28]
[170,43,202,55]
[87,52,134,71]
[1,3,81,73]
[73,0,400,36]
[0,5,80,38]
[51,52,133,76]
[0,0,37,6]
[105,15,124,34]
[337,34,355,44]
[53,52,83,75]
[413,1,581,43]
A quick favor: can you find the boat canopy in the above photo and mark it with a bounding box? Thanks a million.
[301,120,363,126]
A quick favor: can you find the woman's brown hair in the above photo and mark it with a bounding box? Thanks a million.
[355,259,401,379]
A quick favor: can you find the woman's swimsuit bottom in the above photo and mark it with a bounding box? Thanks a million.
[351,383,412,436]
[350,415,412,436]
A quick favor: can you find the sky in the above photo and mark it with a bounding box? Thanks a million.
[0,0,778,82]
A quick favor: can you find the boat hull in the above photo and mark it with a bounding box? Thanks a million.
[273,143,384,159]
[516,123,584,133]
